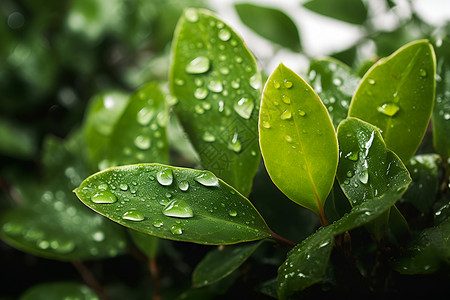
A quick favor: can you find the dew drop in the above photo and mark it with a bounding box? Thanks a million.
[195,171,219,187]
[157,169,173,186]
[298,110,306,117]
[345,151,359,161]
[274,81,281,89]
[170,224,183,235]
[283,80,293,88]
[137,107,154,126]
[285,135,293,143]
[185,9,199,22]
[202,131,216,142]
[249,74,261,89]
[228,132,242,152]
[218,28,231,41]
[262,120,271,129]
[419,68,427,78]
[282,95,291,104]
[194,104,205,114]
[119,183,128,191]
[219,67,229,74]
[134,135,151,150]
[174,78,185,86]
[280,109,292,120]
[231,80,240,89]
[194,87,208,100]
[368,78,376,85]
[185,56,210,74]
[359,169,369,184]
[346,170,353,178]
[178,180,189,191]
[208,80,223,93]
[91,191,117,204]
[377,102,400,117]
[153,220,163,228]
[162,199,194,218]
[122,209,145,221]
[234,97,254,119]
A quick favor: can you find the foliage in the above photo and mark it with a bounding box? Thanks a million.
[1,1,449,299]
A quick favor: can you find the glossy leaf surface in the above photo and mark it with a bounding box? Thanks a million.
[394,218,450,274]
[308,58,360,129]
[432,37,450,157]
[278,156,411,299]
[105,82,169,166]
[170,8,262,195]
[74,164,271,245]
[303,0,367,24]
[20,281,98,300]
[349,40,436,163]
[193,241,262,287]
[235,3,301,51]
[259,63,338,214]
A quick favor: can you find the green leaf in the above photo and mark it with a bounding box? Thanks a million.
[432,37,450,157]
[170,8,262,196]
[278,157,411,299]
[105,82,169,166]
[192,241,262,287]
[259,63,338,215]
[234,3,301,51]
[84,91,130,169]
[74,164,271,245]
[0,135,128,261]
[403,154,441,213]
[303,0,368,25]
[129,229,159,258]
[336,117,410,239]
[349,40,436,163]
[20,281,98,300]
[394,217,450,274]
[308,58,360,129]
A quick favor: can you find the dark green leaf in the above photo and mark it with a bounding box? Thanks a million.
[303,0,367,25]
[0,118,37,159]
[308,58,360,129]
[403,154,441,213]
[74,164,271,245]
[394,217,450,274]
[20,281,98,300]
[170,8,262,195]
[278,159,411,298]
[129,229,159,258]
[349,40,436,163]
[105,82,169,166]
[193,241,262,287]
[432,37,450,157]
[259,63,338,215]
[234,3,301,51]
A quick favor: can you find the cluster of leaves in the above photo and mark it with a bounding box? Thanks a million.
[1,1,450,299]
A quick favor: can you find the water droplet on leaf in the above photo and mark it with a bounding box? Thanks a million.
[162,199,194,218]
[262,121,271,129]
[249,74,261,89]
[185,9,199,22]
[282,95,291,104]
[91,191,117,204]
[195,172,219,187]
[280,109,292,120]
[419,68,427,77]
[157,169,173,186]
[202,131,216,142]
[119,183,128,191]
[345,151,359,161]
[186,56,210,74]
[170,224,183,235]
[137,107,154,126]
[283,80,293,88]
[234,97,254,119]
[134,135,151,150]
[228,209,237,217]
[208,80,223,93]
[377,102,400,117]
[218,28,231,41]
[178,180,189,191]
[359,169,369,184]
[194,87,208,100]
[153,220,163,228]
[228,132,242,152]
[298,110,306,117]
[122,209,145,221]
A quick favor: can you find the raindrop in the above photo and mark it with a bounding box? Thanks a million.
[235,56,243,63]
[194,104,205,114]
[170,224,183,235]
[234,97,254,119]
[91,191,117,204]
[157,169,173,186]
[185,56,210,74]
[231,80,240,89]
[134,135,151,150]
[345,151,359,161]
[185,9,199,22]
[98,183,108,191]
[153,220,163,228]
[194,87,208,100]
[298,110,306,117]
[195,172,219,187]
[228,132,242,152]
[283,80,293,88]
[419,68,427,78]
[262,121,271,129]
[219,67,229,74]
[178,180,189,191]
[162,199,194,218]
[359,169,369,184]
[208,80,223,93]
[218,28,231,41]
[274,81,281,89]
[119,183,129,191]
[249,74,261,89]
[282,95,291,104]
[175,78,185,86]
[346,171,353,177]
[368,79,376,85]
[280,109,292,120]
[122,209,145,221]
[202,131,216,142]
[377,102,400,117]
[285,135,293,143]
[137,107,154,126]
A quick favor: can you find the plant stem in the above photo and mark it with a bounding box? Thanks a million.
[73,260,108,300]
[149,257,161,300]
[270,231,296,248]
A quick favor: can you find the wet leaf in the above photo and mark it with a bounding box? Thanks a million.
[235,3,301,51]
[74,164,271,245]
[170,8,262,196]
[308,58,360,129]
[432,37,450,157]
[259,63,338,215]
[303,0,368,25]
[349,40,436,163]
[20,281,98,300]
[193,241,262,287]
[394,217,450,274]
[278,154,411,299]
[105,82,169,166]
